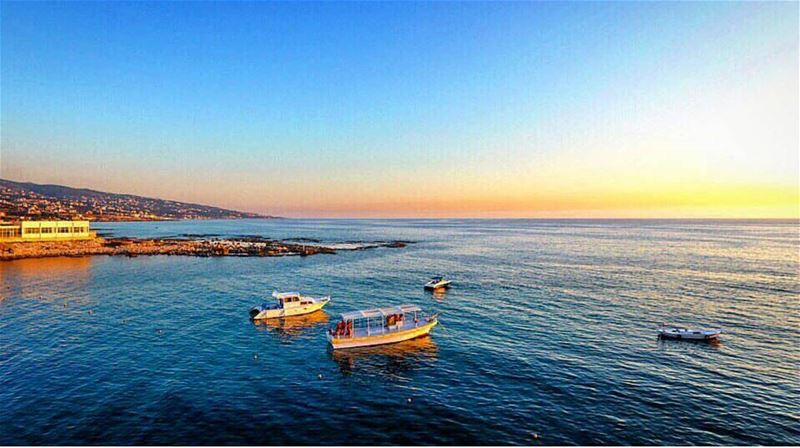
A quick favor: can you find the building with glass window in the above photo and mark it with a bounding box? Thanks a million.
[0,220,95,242]
[0,224,21,240]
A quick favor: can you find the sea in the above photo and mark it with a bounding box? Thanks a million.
[1,219,798,445]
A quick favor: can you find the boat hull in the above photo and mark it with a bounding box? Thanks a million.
[424,281,451,290]
[252,299,329,320]
[329,318,438,349]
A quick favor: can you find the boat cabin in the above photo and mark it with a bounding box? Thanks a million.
[273,291,314,309]
[331,304,422,339]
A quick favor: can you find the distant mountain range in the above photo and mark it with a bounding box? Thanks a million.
[0,179,274,221]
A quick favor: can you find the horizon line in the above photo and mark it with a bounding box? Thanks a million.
[95,216,800,222]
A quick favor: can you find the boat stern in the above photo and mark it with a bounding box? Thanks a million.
[250,305,280,320]
[326,330,339,348]
[704,329,722,339]
[249,307,263,320]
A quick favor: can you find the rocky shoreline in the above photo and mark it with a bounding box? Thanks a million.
[0,236,410,261]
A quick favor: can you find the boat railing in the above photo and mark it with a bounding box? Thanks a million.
[330,315,431,340]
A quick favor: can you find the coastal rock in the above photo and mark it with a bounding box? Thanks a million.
[0,236,410,261]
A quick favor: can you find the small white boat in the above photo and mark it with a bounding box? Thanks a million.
[328,304,438,350]
[249,291,330,320]
[658,324,721,341]
[424,276,451,290]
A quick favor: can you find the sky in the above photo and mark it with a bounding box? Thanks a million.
[1,1,798,218]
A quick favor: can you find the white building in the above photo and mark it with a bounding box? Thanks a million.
[0,220,95,242]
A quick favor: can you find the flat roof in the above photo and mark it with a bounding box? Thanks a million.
[340,304,422,321]
[272,291,300,299]
[20,220,90,225]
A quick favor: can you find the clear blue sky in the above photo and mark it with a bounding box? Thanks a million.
[2,1,797,217]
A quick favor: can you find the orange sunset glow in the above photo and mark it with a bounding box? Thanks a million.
[1,1,797,218]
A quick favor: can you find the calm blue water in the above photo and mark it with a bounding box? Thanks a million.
[1,219,798,445]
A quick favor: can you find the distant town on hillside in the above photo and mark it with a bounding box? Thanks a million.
[0,179,274,221]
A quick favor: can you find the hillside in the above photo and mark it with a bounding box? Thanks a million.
[0,179,273,221]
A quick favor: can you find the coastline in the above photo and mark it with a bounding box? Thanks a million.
[0,236,408,261]
[84,216,282,222]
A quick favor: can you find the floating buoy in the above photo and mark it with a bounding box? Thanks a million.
[407,397,412,403]
[318,373,323,379]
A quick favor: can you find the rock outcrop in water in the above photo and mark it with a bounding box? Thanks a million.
[0,236,409,261]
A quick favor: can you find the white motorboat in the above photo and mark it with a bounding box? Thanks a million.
[424,276,451,290]
[249,291,330,320]
[658,325,721,341]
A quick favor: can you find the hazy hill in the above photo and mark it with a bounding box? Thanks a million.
[0,179,273,221]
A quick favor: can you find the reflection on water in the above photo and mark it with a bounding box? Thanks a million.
[0,256,93,303]
[430,288,448,301]
[656,336,723,350]
[253,311,329,337]
[0,256,91,280]
[330,336,438,376]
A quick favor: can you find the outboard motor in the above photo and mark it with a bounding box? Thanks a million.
[249,307,262,320]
